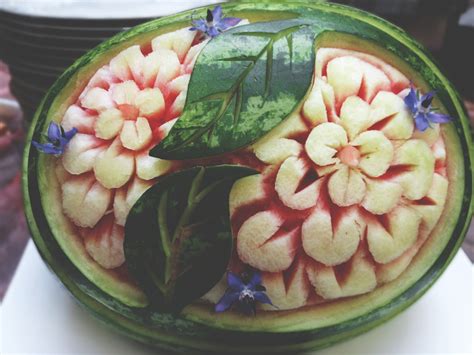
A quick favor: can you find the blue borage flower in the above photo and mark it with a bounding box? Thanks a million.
[215,270,274,315]
[190,5,241,38]
[32,121,77,155]
[404,85,453,132]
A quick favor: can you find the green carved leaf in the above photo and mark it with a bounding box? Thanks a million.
[150,19,316,159]
[123,165,257,312]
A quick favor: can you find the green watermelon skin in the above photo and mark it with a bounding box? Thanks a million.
[23,1,473,353]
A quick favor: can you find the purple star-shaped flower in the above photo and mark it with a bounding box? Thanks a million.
[404,85,453,132]
[32,121,77,155]
[215,270,273,315]
[190,5,241,38]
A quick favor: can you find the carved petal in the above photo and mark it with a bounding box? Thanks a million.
[411,173,448,236]
[109,45,144,83]
[237,211,298,272]
[261,258,309,310]
[62,174,112,228]
[303,79,328,126]
[229,174,265,215]
[352,130,394,177]
[120,117,153,151]
[114,177,154,226]
[94,138,135,189]
[135,152,172,180]
[391,140,435,200]
[306,248,376,299]
[340,96,371,141]
[366,205,421,263]
[369,91,414,140]
[62,134,105,175]
[302,205,361,266]
[275,157,321,210]
[326,56,363,106]
[328,166,366,207]
[362,178,402,215]
[83,215,125,269]
[254,138,302,165]
[305,122,347,166]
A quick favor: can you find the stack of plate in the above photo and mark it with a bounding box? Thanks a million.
[0,0,219,123]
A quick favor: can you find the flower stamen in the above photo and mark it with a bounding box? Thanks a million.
[338,145,360,168]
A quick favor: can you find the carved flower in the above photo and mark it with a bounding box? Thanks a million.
[54,18,247,270]
[56,27,205,268]
[214,48,449,310]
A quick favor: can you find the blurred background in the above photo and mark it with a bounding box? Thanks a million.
[0,0,473,300]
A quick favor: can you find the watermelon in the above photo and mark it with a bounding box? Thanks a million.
[23,1,473,353]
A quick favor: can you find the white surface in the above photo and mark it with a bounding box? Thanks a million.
[0,98,21,120]
[1,241,473,354]
[0,0,221,19]
[460,7,474,27]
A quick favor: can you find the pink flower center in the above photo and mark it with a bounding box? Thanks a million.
[338,145,360,167]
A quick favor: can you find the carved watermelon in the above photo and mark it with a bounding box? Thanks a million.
[23,1,473,353]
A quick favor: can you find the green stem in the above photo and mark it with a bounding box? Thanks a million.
[264,41,274,98]
[165,168,207,284]
[163,170,230,294]
[171,179,225,242]
[194,180,226,204]
[286,32,293,70]
[158,191,171,258]
[147,265,166,294]
[187,167,205,205]
[233,82,243,126]
[164,252,173,285]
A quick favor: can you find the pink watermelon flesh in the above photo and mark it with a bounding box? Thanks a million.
[55,28,448,311]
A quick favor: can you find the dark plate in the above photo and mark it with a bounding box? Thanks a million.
[11,75,56,92]
[10,87,41,108]
[0,17,136,36]
[11,78,50,96]
[0,9,154,123]
[3,57,64,76]
[0,10,151,30]
[11,86,44,113]
[16,98,39,113]
[0,33,92,55]
[0,23,110,48]
[8,64,60,80]
[0,52,84,72]
[0,49,78,70]
[11,90,43,108]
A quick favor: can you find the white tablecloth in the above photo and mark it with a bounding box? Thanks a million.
[1,242,473,354]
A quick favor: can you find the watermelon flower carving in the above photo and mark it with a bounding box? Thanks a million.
[32,122,77,155]
[208,48,450,310]
[305,118,395,211]
[54,27,209,268]
[190,5,241,38]
[23,3,473,350]
[404,85,453,131]
[51,25,450,312]
[55,21,246,270]
[215,271,273,315]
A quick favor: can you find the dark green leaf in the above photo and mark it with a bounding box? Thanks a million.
[151,19,317,159]
[123,165,257,312]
